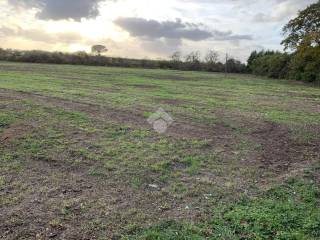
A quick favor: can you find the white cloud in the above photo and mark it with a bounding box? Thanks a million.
[1,0,318,62]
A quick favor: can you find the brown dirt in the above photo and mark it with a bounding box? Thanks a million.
[253,122,319,169]
[156,98,192,106]
[246,121,320,188]
[0,88,232,141]
[0,123,33,144]
[1,88,319,239]
[0,127,208,240]
[1,87,318,175]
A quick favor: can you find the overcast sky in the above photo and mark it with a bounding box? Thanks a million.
[0,0,317,62]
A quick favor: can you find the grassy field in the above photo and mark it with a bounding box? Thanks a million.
[0,61,319,239]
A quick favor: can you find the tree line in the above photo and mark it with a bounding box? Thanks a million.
[0,48,246,74]
[247,1,320,83]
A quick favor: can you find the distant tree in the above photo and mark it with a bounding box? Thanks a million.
[256,53,290,78]
[226,58,247,73]
[204,50,219,72]
[169,51,183,69]
[185,51,201,63]
[184,51,202,70]
[91,45,108,56]
[170,51,182,62]
[247,50,259,71]
[282,1,320,51]
[205,50,219,64]
[0,48,249,74]
[0,48,6,60]
[247,50,279,72]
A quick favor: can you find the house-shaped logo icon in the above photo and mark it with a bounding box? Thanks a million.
[147,108,174,134]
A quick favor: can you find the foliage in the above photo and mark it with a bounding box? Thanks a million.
[0,48,246,73]
[247,50,276,71]
[91,45,108,56]
[288,46,320,82]
[250,51,290,79]
[226,58,247,74]
[248,2,320,83]
[282,1,320,51]
[248,47,320,83]
[247,50,260,71]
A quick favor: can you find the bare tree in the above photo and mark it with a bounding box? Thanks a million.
[91,45,108,56]
[185,51,201,63]
[170,51,182,62]
[205,50,219,64]
[184,51,202,70]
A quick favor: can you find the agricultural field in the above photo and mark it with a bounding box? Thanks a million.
[0,61,320,239]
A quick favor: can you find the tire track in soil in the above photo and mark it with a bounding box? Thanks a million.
[1,88,319,239]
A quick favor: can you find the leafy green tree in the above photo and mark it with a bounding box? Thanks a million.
[289,46,320,82]
[251,53,290,79]
[282,1,320,50]
[247,50,258,68]
[247,50,279,72]
[226,58,247,73]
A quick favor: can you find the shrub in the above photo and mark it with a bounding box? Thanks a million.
[251,52,290,79]
[288,46,320,83]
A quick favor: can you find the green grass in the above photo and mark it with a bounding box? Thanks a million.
[127,176,320,240]
[0,112,17,129]
[0,61,319,239]
[1,61,319,127]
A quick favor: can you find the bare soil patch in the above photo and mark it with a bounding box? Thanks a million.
[0,123,32,144]
[0,89,232,141]
[246,121,320,188]
[252,122,319,170]
[0,131,210,240]
[156,98,192,106]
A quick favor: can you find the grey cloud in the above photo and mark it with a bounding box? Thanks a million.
[114,17,253,42]
[114,18,212,41]
[7,0,104,21]
[212,30,252,41]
